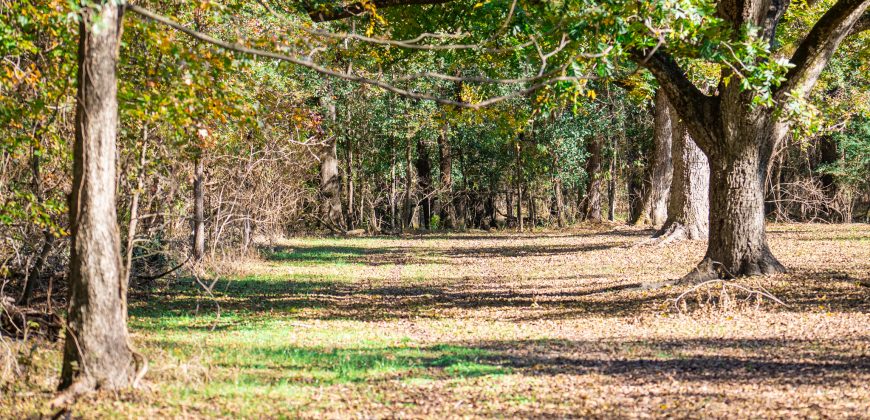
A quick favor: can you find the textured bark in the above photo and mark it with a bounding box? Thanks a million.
[582,135,603,222]
[192,156,205,261]
[437,127,456,229]
[636,90,673,226]
[60,1,138,393]
[653,105,709,242]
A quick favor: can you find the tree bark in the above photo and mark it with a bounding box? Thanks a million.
[59,1,139,394]
[635,89,673,226]
[415,138,433,229]
[437,126,455,228]
[192,156,205,261]
[319,99,344,232]
[653,105,709,243]
[553,178,566,228]
[582,134,603,222]
[403,141,415,230]
[19,147,54,305]
[607,137,616,222]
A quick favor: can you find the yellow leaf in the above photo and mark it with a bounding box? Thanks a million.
[587,89,596,100]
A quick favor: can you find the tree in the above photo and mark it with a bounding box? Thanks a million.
[581,134,603,222]
[634,89,673,227]
[653,98,710,243]
[638,0,869,280]
[57,0,141,399]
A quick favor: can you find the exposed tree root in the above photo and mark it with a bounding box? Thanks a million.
[631,222,693,248]
[672,278,788,314]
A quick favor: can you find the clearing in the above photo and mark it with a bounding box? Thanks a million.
[4,223,870,418]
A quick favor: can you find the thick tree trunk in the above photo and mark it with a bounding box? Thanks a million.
[653,105,709,243]
[685,97,786,281]
[437,127,455,229]
[192,156,205,261]
[692,143,785,280]
[636,89,673,226]
[60,1,138,394]
[582,134,603,222]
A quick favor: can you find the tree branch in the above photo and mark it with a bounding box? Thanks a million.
[778,0,869,98]
[306,0,453,22]
[849,11,870,34]
[633,50,719,155]
[127,4,589,110]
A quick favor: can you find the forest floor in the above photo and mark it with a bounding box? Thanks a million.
[3,223,870,418]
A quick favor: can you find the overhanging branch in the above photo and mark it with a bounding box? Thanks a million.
[127,4,591,110]
[778,0,869,98]
[632,49,719,154]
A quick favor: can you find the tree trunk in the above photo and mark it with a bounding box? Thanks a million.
[415,138,432,229]
[553,178,566,228]
[403,141,415,230]
[19,148,54,305]
[319,98,343,231]
[653,105,709,243]
[684,98,786,281]
[636,89,673,226]
[60,1,138,394]
[582,134,602,222]
[192,156,205,261]
[506,190,514,227]
[437,127,455,229]
[607,141,616,222]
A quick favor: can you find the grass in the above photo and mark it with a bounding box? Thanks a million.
[3,223,870,418]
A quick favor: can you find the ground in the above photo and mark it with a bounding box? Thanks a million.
[2,223,870,418]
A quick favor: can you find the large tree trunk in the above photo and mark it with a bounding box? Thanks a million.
[685,97,786,281]
[59,1,139,395]
[192,156,205,261]
[582,134,603,222]
[653,105,709,242]
[635,89,673,226]
[437,127,455,229]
